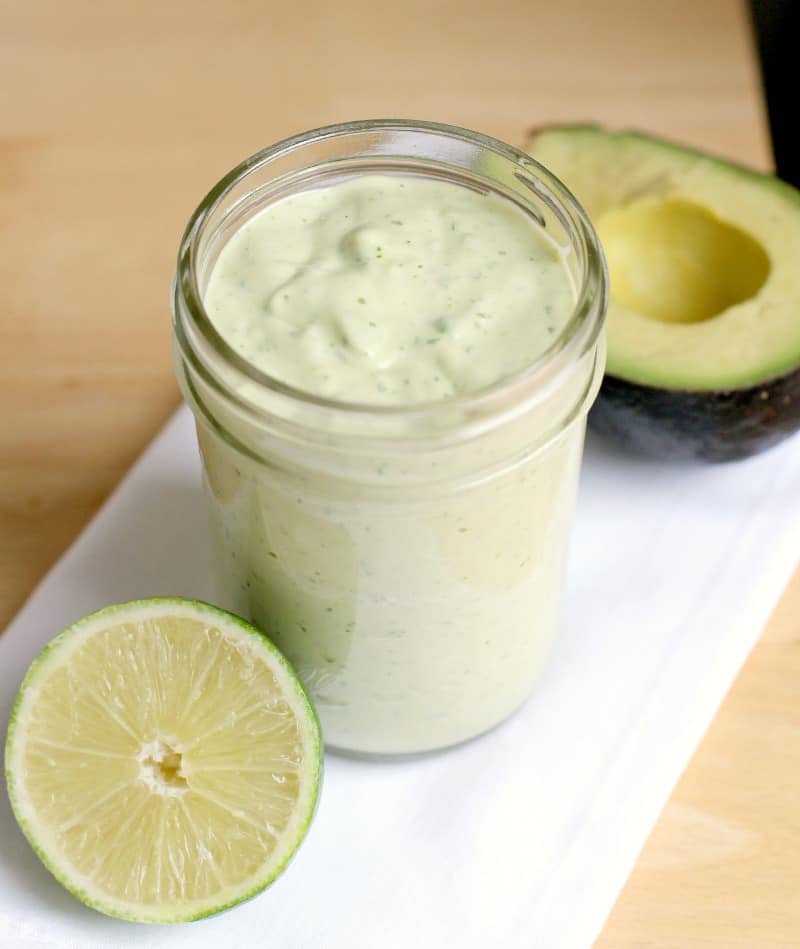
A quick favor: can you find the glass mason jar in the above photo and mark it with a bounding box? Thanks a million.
[172,120,607,756]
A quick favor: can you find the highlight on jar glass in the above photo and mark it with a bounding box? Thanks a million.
[171,120,607,756]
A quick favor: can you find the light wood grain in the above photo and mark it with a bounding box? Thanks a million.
[1,1,796,945]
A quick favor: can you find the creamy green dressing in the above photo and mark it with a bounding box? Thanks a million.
[205,175,574,403]
[196,173,590,754]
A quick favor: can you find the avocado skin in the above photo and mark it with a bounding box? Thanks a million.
[590,369,800,462]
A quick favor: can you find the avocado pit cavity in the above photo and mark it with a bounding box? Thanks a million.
[597,198,770,325]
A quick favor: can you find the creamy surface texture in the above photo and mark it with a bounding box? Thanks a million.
[205,175,574,403]
[198,173,592,754]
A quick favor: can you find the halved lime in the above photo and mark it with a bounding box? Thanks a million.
[4,598,322,923]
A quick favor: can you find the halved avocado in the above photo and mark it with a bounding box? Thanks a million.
[527,125,800,461]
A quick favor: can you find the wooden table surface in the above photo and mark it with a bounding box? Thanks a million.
[2,1,797,944]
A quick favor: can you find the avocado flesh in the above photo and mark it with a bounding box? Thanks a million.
[527,126,800,391]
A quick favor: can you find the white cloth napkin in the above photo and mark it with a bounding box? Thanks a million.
[2,407,799,949]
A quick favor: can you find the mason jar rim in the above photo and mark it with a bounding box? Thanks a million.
[173,118,606,442]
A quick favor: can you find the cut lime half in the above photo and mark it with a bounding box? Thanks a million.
[4,598,322,923]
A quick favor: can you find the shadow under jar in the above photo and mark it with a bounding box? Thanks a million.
[172,120,607,756]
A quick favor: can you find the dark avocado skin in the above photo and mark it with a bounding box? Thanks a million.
[590,368,800,462]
